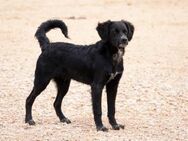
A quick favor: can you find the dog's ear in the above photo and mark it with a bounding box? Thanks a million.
[122,20,134,41]
[96,20,111,41]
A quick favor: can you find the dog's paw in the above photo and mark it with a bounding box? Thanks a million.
[26,119,36,125]
[60,118,71,124]
[112,124,125,130]
[97,125,108,132]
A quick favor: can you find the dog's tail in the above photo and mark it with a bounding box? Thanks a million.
[35,19,69,52]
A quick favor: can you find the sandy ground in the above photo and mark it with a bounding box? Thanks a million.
[0,0,188,140]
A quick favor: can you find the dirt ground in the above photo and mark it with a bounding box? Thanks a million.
[0,0,188,140]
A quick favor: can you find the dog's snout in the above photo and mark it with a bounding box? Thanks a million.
[121,37,128,44]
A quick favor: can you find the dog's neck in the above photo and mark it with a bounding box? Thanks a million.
[98,41,124,62]
[112,48,124,64]
[100,41,124,66]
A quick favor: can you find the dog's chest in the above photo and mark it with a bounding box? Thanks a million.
[107,71,122,83]
[112,49,124,64]
[106,50,124,83]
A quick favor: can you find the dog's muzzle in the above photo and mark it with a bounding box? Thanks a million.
[118,42,128,51]
[119,36,128,48]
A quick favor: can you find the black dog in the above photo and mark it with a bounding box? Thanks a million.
[25,19,134,131]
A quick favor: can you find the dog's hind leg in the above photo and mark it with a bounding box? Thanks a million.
[53,78,71,124]
[25,67,51,125]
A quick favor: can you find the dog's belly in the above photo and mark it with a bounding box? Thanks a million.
[59,68,93,85]
[71,73,92,84]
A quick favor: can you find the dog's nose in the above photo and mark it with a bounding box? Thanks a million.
[121,38,128,44]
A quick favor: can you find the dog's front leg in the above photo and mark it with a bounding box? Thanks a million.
[106,74,125,130]
[91,83,108,132]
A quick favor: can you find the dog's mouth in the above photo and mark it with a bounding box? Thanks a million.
[118,43,128,49]
[117,44,125,53]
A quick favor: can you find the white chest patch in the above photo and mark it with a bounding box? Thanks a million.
[107,71,122,83]
[113,49,124,63]
[107,49,124,83]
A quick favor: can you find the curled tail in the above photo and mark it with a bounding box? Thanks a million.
[35,19,69,52]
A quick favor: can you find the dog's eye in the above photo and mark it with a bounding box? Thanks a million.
[115,29,119,34]
[123,29,127,34]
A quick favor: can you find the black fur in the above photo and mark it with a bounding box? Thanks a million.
[35,20,69,51]
[121,20,134,41]
[25,19,134,131]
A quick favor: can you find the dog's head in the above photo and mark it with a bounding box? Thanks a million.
[96,20,134,49]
